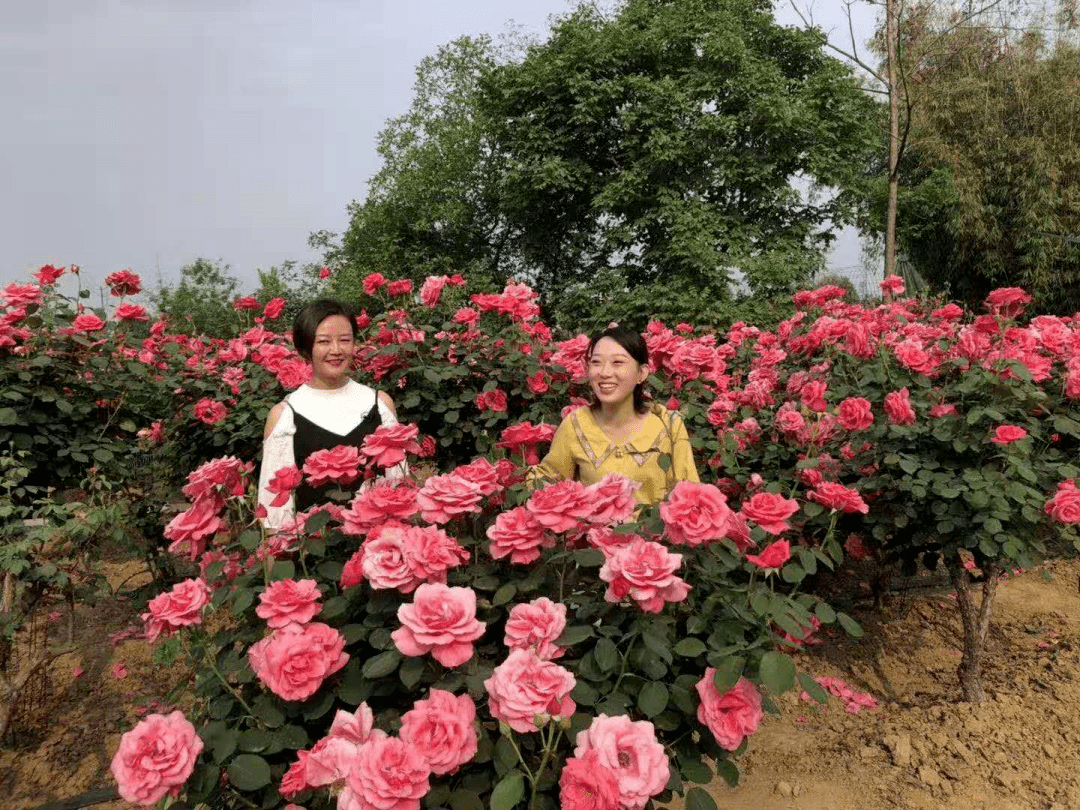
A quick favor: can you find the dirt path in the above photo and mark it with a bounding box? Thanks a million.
[4,558,1079,810]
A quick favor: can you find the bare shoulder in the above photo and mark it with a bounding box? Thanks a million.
[377,389,397,415]
[263,401,288,439]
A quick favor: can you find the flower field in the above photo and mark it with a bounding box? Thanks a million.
[1,266,1079,809]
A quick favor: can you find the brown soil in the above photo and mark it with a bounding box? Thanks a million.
[4,558,1080,810]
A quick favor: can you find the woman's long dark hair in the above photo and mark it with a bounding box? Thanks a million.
[586,324,650,414]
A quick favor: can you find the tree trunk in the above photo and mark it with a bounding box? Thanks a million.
[946,557,1000,702]
[884,0,900,280]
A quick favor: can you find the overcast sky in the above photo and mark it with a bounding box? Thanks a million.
[1,0,878,294]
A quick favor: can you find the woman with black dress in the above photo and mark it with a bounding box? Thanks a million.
[257,299,404,529]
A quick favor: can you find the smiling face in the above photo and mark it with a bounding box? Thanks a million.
[588,337,649,410]
[309,314,355,388]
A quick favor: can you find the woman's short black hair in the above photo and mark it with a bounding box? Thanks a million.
[587,324,651,414]
[292,299,357,361]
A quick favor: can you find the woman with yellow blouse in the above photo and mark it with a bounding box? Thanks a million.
[531,325,699,505]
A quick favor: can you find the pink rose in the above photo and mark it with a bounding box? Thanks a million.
[399,689,478,775]
[363,272,387,294]
[328,705,377,745]
[985,286,1032,317]
[279,754,310,798]
[193,397,227,425]
[359,521,466,594]
[416,474,484,524]
[475,388,508,413]
[341,550,365,590]
[183,456,253,504]
[256,579,322,628]
[306,735,361,787]
[141,578,210,642]
[659,481,734,546]
[504,597,567,660]
[266,465,304,507]
[807,482,869,514]
[696,674,763,751]
[744,539,791,569]
[420,275,449,307]
[573,714,669,810]
[526,479,595,533]
[836,397,874,431]
[2,282,42,308]
[392,583,486,667]
[233,295,259,310]
[879,274,905,296]
[248,622,349,701]
[894,339,937,376]
[740,491,799,535]
[115,303,149,322]
[111,711,203,805]
[585,473,640,524]
[387,278,413,296]
[34,264,65,285]
[485,649,576,733]
[341,480,419,535]
[487,506,554,564]
[559,749,621,810]
[599,538,691,613]
[991,425,1027,445]
[344,736,430,810]
[453,457,502,496]
[400,524,470,583]
[164,503,223,560]
[361,423,422,468]
[929,403,958,418]
[1046,480,1080,524]
[883,387,916,426]
[263,297,286,319]
[303,444,362,487]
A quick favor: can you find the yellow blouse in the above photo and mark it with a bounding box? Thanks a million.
[530,403,700,505]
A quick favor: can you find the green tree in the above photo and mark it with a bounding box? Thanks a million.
[152,258,244,338]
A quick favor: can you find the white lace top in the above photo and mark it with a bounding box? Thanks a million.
[257,380,405,528]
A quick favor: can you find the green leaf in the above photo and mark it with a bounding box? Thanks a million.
[450,790,485,810]
[270,560,295,581]
[490,770,525,810]
[680,759,714,785]
[711,657,744,693]
[685,787,719,810]
[637,681,669,717]
[573,548,604,567]
[555,625,594,646]
[226,754,271,791]
[781,562,805,584]
[251,695,284,728]
[798,671,829,705]
[758,651,796,695]
[593,638,619,672]
[674,637,707,657]
[814,602,836,624]
[492,583,517,606]
[836,611,863,638]
[400,656,425,689]
[321,595,348,620]
[231,588,255,616]
[363,650,402,678]
[237,729,272,753]
[715,759,740,787]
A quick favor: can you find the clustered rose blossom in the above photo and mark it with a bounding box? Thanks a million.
[485,649,576,733]
[599,537,691,613]
[696,674,764,751]
[503,597,567,659]
[256,578,322,628]
[141,578,210,642]
[341,520,468,593]
[248,621,348,701]
[341,480,420,534]
[573,714,669,810]
[392,582,486,666]
[110,711,203,805]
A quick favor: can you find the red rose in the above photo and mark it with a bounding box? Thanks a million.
[72,313,107,333]
[114,303,149,322]
[659,481,734,547]
[744,539,791,569]
[475,388,508,413]
[984,286,1032,317]
[266,464,303,507]
[387,278,414,296]
[740,491,799,535]
[232,296,259,310]
[104,269,142,296]
[836,397,874,431]
[34,264,66,285]
[263,297,286,319]
[193,397,228,425]
[363,272,387,294]
[990,424,1027,445]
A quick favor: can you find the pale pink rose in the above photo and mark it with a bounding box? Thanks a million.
[400,689,478,775]
[345,736,430,810]
[1046,480,1080,524]
[485,649,576,733]
[401,524,470,583]
[585,526,640,554]
[360,522,423,593]
[453,457,502,496]
[256,579,322,628]
[695,674,763,751]
[279,753,310,798]
[361,423,422,468]
[879,274,905,296]
[487,506,554,564]
[659,481,734,546]
[503,597,567,660]
[836,397,874,431]
[740,491,799,535]
[306,736,360,787]
[248,622,349,701]
[302,445,362,487]
[929,403,958,418]
[341,480,419,535]
[584,473,640,524]
[573,714,669,810]
[420,275,449,307]
[526,479,593,533]
[110,711,203,805]
[883,387,916,426]
[599,538,691,613]
[141,578,210,642]
[744,539,791,569]
[807,482,869,514]
[559,749,621,810]
[392,583,486,667]
[328,705,376,745]
[991,424,1027,445]
[416,474,484,524]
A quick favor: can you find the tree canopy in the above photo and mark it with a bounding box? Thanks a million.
[327,0,880,328]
